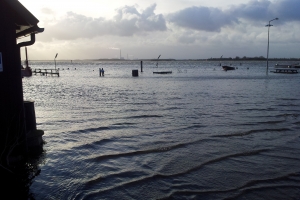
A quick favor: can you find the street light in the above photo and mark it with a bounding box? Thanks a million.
[54,53,58,70]
[266,17,278,74]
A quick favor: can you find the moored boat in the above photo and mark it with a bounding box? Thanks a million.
[153,71,172,74]
[222,66,235,71]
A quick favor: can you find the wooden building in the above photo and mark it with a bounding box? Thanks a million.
[0,0,44,166]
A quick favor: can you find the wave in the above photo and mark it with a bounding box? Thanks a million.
[240,108,276,111]
[258,120,286,124]
[224,172,300,200]
[159,171,300,200]
[85,137,218,163]
[80,149,269,199]
[277,98,299,101]
[238,120,286,126]
[293,121,300,125]
[215,128,291,137]
[65,123,136,135]
[179,124,207,130]
[111,122,137,126]
[68,126,110,134]
[86,142,189,162]
[162,106,183,111]
[126,114,163,119]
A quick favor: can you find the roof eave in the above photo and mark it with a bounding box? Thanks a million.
[16,25,44,39]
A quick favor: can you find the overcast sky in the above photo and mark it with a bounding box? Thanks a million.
[18,0,300,60]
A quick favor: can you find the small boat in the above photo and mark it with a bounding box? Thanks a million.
[153,71,172,74]
[222,66,235,71]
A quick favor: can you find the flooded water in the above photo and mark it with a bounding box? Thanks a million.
[22,60,300,199]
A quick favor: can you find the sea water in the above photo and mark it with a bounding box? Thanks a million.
[23,60,300,199]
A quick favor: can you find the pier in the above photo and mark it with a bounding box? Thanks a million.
[271,68,298,74]
[33,68,60,76]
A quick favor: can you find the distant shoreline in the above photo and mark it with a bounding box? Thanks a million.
[24,58,300,62]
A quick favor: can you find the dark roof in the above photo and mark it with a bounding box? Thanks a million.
[5,0,44,38]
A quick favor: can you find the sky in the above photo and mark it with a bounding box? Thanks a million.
[18,0,300,60]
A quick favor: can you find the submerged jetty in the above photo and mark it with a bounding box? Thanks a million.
[33,68,60,76]
[271,63,299,73]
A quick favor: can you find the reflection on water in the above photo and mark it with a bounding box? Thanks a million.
[1,151,45,199]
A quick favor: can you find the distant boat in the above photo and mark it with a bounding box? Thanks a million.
[153,71,172,74]
[222,66,235,71]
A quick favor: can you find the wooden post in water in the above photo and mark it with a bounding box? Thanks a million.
[141,61,143,72]
[25,47,29,68]
[132,69,138,77]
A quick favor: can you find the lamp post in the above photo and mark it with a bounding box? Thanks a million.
[266,18,278,74]
[54,53,58,70]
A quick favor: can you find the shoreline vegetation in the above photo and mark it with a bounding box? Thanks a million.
[25,57,300,62]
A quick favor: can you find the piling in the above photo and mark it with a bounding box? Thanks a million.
[24,101,36,131]
[24,100,44,154]
[132,69,138,77]
[141,61,143,72]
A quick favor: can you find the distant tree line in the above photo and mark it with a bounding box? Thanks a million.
[207,56,300,61]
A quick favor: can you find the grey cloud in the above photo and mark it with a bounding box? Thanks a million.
[230,0,300,22]
[168,6,237,32]
[178,35,196,44]
[45,4,166,40]
[272,0,300,21]
[229,0,271,21]
[168,0,300,32]
[40,0,300,41]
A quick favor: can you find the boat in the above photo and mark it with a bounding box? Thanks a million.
[153,71,172,74]
[222,66,235,71]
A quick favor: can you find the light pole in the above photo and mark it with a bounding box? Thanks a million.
[266,18,278,74]
[54,53,58,70]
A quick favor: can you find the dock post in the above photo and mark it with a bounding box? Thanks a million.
[24,101,36,132]
[141,61,143,72]
[132,69,138,77]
